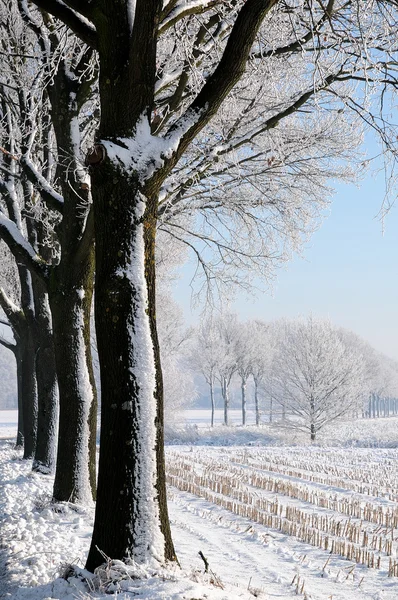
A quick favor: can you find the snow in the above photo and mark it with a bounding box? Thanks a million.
[0,213,46,266]
[127,0,136,34]
[2,411,398,599]
[100,109,202,182]
[160,1,216,31]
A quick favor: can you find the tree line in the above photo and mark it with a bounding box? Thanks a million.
[190,314,398,440]
[0,0,396,573]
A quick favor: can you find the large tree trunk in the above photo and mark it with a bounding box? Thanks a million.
[32,278,58,474]
[44,55,98,503]
[86,169,175,571]
[49,260,97,504]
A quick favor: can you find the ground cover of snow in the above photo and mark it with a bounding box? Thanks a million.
[1,410,398,599]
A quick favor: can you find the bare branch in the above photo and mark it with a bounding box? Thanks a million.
[29,0,97,49]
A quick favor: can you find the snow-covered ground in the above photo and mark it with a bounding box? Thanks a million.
[1,410,398,599]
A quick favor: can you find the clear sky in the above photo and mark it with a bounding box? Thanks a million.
[174,166,398,361]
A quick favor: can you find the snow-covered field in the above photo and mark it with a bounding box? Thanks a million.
[1,410,398,599]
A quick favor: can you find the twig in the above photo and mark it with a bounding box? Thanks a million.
[198,550,209,573]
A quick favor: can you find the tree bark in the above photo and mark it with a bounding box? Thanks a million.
[15,346,24,449]
[32,277,59,473]
[86,166,175,571]
[43,50,98,503]
[20,325,38,459]
[49,262,97,503]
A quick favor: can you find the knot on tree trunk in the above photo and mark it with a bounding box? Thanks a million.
[85,144,106,167]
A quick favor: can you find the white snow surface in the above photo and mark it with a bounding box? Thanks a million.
[1,412,398,599]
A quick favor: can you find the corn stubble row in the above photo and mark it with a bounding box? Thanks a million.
[166,448,398,576]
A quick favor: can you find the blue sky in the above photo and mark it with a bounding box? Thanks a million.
[174,167,398,361]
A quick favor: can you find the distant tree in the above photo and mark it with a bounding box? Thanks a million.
[337,328,398,418]
[249,321,274,425]
[214,313,239,426]
[190,317,220,427]
[157,292,195,425]
[235,322,257,425]
[270,317,366,441]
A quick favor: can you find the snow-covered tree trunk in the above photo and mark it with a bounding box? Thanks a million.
[49,262,97,503]
[40,45,98,501]
[86,164,175,569]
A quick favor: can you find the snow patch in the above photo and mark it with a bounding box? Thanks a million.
[127,0,136,33]
[101,110,202,182]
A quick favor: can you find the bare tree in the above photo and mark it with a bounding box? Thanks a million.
[190,317,221,427]
[249,321,274,425]
[270,317,367,441]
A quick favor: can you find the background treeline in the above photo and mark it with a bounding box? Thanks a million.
[188,314,398,440]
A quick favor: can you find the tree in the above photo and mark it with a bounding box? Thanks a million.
[0,1,97,496]
[157,291,195,426]
[235,322,256,426]
[270,317,367,441]
[214,313,240,427]
[249,321,274,425]
[27,0,398,571]
[190,317,221,428]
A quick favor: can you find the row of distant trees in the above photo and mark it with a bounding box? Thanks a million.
[189,314,398,440]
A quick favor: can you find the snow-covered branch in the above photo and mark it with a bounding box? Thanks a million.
[20,157,64,214]
[0,212,49,282]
